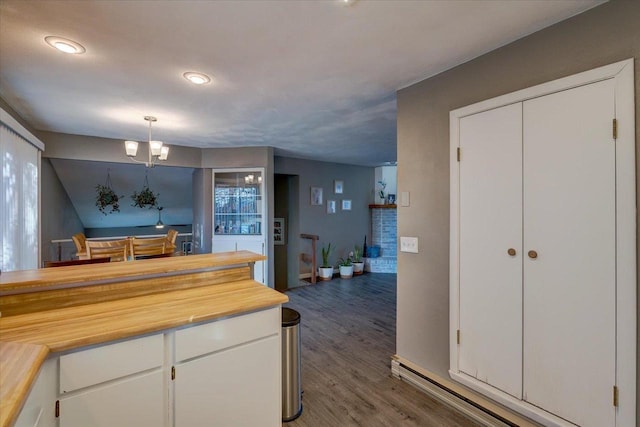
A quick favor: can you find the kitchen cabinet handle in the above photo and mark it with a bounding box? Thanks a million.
[507,248,516,256]
[528,250,538,259]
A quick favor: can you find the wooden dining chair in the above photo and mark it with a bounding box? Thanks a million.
[72,232,88,259]
[130,237,167,259]
[86,239,129,261]
[165,229,178,252]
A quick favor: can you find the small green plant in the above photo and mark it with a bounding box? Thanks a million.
[321,243,332,268]
[337,256,353,267]
[96,184,122,215]
[131,185,159,209]
[353,245,362,263]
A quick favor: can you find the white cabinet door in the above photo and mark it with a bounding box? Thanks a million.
[175,335,280,427]
[211,238,237,253]
[59,371,165,427]
[522,79,616,427]
[237,239,265,284]
[458,103,523,398]
[14,359,57,427]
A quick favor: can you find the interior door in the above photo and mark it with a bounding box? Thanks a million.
[522,79,616,426]
[458,103,523,398]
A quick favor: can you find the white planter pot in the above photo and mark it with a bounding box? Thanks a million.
[339,265,353,279]
[318,267,333,281]
[352,262,364,275]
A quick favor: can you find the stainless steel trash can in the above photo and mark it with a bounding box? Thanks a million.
[282,307,302,422]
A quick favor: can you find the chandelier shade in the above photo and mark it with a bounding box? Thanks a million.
[125,116,169,167]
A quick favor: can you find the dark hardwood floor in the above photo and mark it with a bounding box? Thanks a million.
[282,273,480,427]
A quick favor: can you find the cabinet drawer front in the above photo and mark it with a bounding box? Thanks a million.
[59,370,165,427]
[175,307,279,362]
[60,334,163,393]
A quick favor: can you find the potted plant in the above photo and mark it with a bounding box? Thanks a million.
[131,186,159,209]
[377,180,387,204]
[318,243,334,281]
[352,245,365,275]
[337,255,354,279]
[96,184,122,215]
[95,170,122,215]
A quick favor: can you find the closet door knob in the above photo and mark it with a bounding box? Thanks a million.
[507,248,516,256]
[528,250,538,259]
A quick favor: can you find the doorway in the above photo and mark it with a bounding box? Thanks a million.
[274,174,299,291]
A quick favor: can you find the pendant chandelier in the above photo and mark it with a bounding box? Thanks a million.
[125,116,169,168]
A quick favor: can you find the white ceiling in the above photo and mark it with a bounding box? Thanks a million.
[0,0,604,167]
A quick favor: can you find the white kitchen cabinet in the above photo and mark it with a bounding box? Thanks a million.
[59,371,165,427]
[13,358,57,427]
[212,168,267,284]
[13,307,283,427]
[450,60,635,426]
[174,336,280,427]
[174,307,281,427]
[57,334,165,427]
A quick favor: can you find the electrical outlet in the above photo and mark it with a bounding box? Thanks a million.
[400,236,419,253]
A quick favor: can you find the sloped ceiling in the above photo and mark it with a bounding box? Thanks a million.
[50,159,193,229]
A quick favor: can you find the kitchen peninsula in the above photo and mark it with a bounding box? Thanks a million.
[0,252,288,427]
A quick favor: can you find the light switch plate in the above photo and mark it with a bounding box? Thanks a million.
[400,191,410,207]
[400,236,419,253]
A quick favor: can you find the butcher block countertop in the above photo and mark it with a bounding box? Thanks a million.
[0,252,287,427]
[0,251,266,295]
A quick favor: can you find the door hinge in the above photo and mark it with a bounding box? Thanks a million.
[55,400,60,418]
[456,329,461,344]
[613,119,618,140]
[171,366,176,380]
[613,385,619,407]
[457,147,461,162]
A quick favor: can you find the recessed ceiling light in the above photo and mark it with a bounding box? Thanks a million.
[183,72,211,85]
[44,36,86,54]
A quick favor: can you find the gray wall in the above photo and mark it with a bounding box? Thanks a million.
[396,0,639,421]
[275,156,374,287]
[41,158,85,263]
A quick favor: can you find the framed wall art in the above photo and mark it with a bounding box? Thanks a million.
[327,200,337,214]
[311,187,323,205]
[273,218,285,245]
[334,180,344,194]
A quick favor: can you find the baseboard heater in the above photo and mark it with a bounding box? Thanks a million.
[391,357,536,427]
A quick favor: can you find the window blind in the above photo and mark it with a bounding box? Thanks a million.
[1,120,41,272]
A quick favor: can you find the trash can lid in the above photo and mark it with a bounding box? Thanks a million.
[282,307,301,326]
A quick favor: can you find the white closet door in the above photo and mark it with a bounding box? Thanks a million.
[523,79,616,426]
[458,103,523,398]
